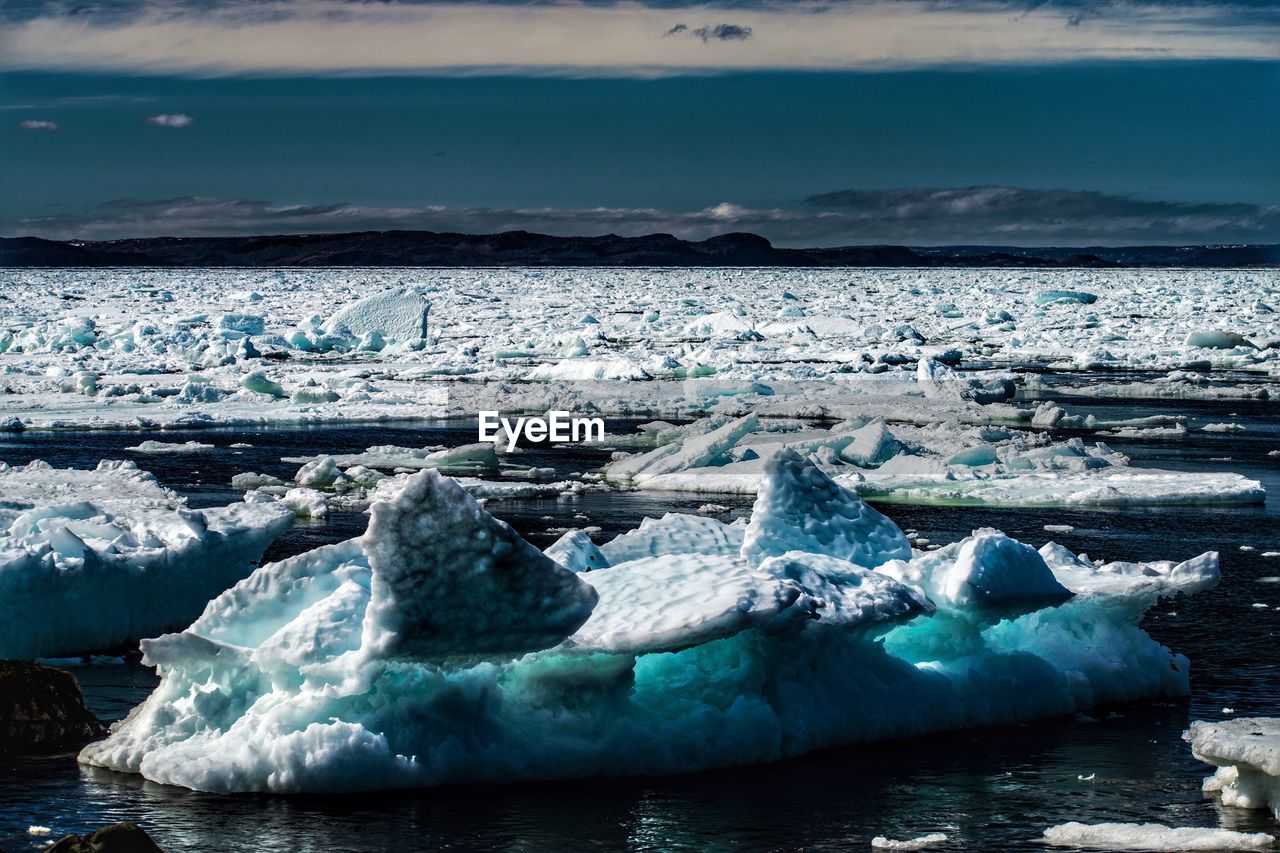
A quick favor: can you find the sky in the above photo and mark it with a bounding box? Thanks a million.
[1,0,1278,247]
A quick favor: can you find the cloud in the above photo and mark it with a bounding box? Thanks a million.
[143,113,194,127]
[693,24,752,41]
[799,186,1280,243]
[665,22,753,42]
[6,188,1278,246]
[17,119,60,131]
[0,1,1275,76]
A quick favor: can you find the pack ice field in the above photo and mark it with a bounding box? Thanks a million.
[2,266,1279,851]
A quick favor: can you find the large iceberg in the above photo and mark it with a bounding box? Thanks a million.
[0,460,293,659]
[81,451,1217,793]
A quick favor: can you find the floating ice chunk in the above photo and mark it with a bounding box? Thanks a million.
[231,472,287,490]
[1186,718,1280,820]
[870,833,948,850]
[241,370,286,398]
[740,449,911,569]
[684,311,756,338]
[1032,401,1065,428]
[838,419,898,467]
[322,288,429,348]
[216,314,266,336]
[295,456,347,488]
[917,358,965,400]
[529,356,652,381]
[281,488,329,519]
[605,415,758,484]
[1185,330,1254,350]
[600,513,744,563]
[127,440,215,454]
[327,443,499,475]
[361,471,598,660]
[545,530,610,573]
[0,460,180,521]
[77,454,1220,794]
[1042,822,1274,850]
[453,478,578,500]
[1036,290,1098,306]
[853,466,1264,508]
[0,494,292,659]
[567,554,805,655]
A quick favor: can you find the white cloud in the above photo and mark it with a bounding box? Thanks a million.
[0,1,1274,76]
[143,113,194,127]
[17,119,60,131]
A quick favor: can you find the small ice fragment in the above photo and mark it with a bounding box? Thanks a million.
[27,826,52,836]
[1223,708,1235,714]
[870,833,948,850]
[126,440,215,454]
[1044,524,1074,534]
[1044,822,1274,850]
[1263,553,1280,559]
[1078,773,1096,781]
[1241,545,1256,552]
[697,503,730,516]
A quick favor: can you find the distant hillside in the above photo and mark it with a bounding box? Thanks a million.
[2,231,1276,268]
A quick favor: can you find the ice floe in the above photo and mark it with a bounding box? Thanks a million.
[3,267,1279,432]
[80,453,1217,793]
[1187,718,1280,821]
[1043,822,1274,850]
[604,415,1263,507]
[0,460,293,659]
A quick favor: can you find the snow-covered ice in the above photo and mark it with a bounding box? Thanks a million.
[1187,718,1280,820]
[2,267,1279,434]
[870,833,949,850]
[604,415,1262,507]
[0,460,293,659]
[1043,821,1275,850]
[80,451,1218,793]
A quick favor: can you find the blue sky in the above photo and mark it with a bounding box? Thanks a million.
[2,1,1277,246]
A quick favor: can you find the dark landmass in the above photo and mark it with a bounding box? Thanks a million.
[2,231,1276,268]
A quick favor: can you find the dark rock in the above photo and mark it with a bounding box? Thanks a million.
[0,660,105,752]
[47,822,165,853]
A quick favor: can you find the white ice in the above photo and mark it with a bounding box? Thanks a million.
[0,460,293,658]
[1187,718,1280,821]
[605,415,1262,508]
[2,267,1278,434]
[1043,822,1274,850]
[80,452,1216,793]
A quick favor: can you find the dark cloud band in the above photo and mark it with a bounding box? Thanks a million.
[6,187,1278,246]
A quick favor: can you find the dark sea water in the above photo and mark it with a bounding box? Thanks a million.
[1,399,1278,852]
